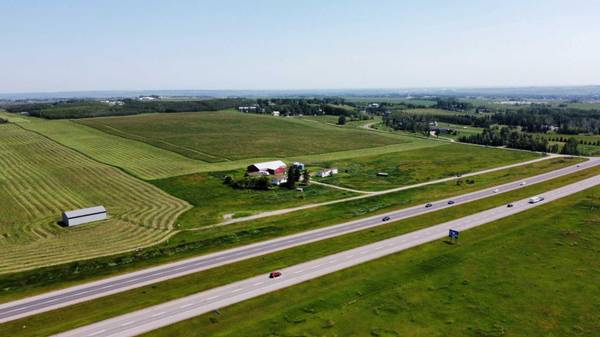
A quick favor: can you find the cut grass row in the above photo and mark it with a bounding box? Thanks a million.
[0,124,190,274]
[0,157,581,303]
[145,182,600,337]
[16,117,203,180]
[3,164,598,337]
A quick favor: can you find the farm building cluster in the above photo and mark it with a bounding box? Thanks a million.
[246,160,337,186]
[246,160,303,186]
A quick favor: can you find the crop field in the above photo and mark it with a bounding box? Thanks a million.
[312,144,540,191]
[0,112,204,180]
[0,124,191,273]
[78,110,408,161]
[143,184,600,337]
[151,170,355,228]
[2,159,594,337]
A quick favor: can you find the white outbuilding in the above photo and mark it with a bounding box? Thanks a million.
[62,206,108,227]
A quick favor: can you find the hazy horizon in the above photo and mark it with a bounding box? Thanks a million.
[2,0,600,93]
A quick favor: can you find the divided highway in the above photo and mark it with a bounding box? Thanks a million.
[0,157,598,324]
[54,173,600,337]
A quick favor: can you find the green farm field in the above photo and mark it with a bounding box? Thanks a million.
[312,144,540,191]
[151,170,356,228]
[143,183,600,337]
[1,111,441,178]
[78,110,409,161]
[0,111,204,180]
[4,162,597,337]
[0,124,190,273]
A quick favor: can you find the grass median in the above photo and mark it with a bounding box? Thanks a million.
[2,163,598,337]
[145,181,600,337]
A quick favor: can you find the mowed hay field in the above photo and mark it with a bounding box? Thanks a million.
[9,115,203,180]
[0,124,191,273]
[78,110,406,161]
[312,144,540,191]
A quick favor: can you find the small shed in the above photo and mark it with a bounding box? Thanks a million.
[316,168,338,177]
[377,172,389,177]
[62,206,108,227]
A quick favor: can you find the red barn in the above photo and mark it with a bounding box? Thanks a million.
[247,160,287,175]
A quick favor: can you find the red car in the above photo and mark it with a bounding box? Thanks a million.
[269,271,282,278]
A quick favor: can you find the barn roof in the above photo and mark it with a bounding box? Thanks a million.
[250,160,287,171]
[63,206,107,219]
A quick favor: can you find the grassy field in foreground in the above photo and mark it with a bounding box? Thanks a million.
[0,156,581,306]
[0,124,190,274]
[151,170,355,228]
[145,184,600,337]
[78,110,408,161]
[0,111,204,180]
[313,144,539,191]
[2,164,597,337]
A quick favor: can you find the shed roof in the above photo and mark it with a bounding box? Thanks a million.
[251,160,287,171]
[63,206,107,219]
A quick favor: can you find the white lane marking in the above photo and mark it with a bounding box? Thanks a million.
[374,246,383,250]
[121,321,135,326]
[231,288,243,293]
[253,281,264,286]
[180,303,196,309]
[151,312,166,318]
[207,295,220,300]
[347,254,354,258]
[329,259,337,263]
[89,329,107,336]
[312,264,322,269]
[293,270,304,274]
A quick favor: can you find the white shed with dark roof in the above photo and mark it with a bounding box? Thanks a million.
[62,206,108,227]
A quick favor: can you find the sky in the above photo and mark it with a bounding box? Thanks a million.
[1,0,599,93]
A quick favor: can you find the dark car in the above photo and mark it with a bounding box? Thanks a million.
[425,203,433,208]
[447,200,455,205]
[507,203,514,208]
[382,216,391,222]
[269,271,282,278]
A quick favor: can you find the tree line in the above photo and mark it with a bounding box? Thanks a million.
[382,112,488,133]
[5,98,253,119]
[489,106,600,134]
[458,126,580,155]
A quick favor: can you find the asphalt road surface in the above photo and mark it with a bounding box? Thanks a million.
[0,157,598,324]
[54,173,600,337]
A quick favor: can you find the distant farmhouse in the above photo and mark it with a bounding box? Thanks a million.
[62,206,107,227]
[247,160,287,176]
[238,104,263,113]
[316,168,338,177]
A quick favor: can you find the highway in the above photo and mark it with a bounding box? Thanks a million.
[0,157,598,324]
[54,173,600,337]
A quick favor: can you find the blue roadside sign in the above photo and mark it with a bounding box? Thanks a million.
[449,229,459,239]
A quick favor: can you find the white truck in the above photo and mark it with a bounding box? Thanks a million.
[528,196,544,204]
